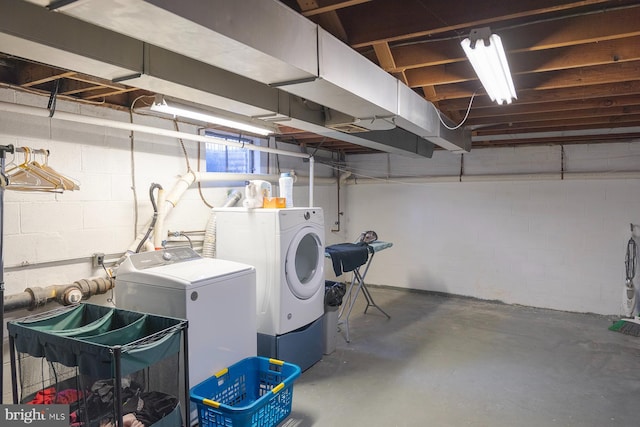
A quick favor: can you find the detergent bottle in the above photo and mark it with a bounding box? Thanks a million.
[279,172,294,208]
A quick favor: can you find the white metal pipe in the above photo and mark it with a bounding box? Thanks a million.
[0,100,318,205]
[192,172,335,185]
[194,172,281,183]
[309,156,315,207]
[0,101,310,159]
[345,171,640,185]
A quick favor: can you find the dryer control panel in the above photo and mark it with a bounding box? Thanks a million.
[126,247,201,270]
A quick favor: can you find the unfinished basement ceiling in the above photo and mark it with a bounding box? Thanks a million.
[281,0,640,148]
[1,0,640,154]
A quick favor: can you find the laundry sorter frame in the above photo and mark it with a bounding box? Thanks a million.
[7,302,190,427]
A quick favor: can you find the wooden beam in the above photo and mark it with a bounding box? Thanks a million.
[439,80,640,110]
[428,61,640,101]
[404,35,640,86]
[466,94,640,119]
[82,87,139,100]
[392,71,409,87]
[59,79,107,96]
[372,42,396,71]
[475,122,640,135]
[348,0,621,48]
[17,62,76,87]
[466,104,640,127]
[297,0,348,42]
[65,74,131,91]
[473,132,640,148]
[390,6,640,70]
[471,113,640,132]
[301,0,372,17]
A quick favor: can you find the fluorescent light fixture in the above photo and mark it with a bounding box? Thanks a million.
[150,96,274,136]
[461,27,517,105]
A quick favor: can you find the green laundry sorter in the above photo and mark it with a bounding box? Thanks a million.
[8,303,188,427]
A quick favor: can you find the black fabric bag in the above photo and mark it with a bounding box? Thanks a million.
[325,281,347,307]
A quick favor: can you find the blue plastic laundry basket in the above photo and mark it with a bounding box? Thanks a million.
[190,357,301,427]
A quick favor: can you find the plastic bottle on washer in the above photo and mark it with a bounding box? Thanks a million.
[279,172,294,208]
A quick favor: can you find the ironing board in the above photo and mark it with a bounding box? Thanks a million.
[325,241,392,342]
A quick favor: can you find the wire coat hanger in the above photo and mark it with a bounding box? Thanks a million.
[5,147,79,193]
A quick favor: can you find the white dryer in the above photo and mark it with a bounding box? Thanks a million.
[214,207,325,336]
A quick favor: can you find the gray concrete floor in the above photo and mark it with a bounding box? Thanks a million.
[284,287,640,427]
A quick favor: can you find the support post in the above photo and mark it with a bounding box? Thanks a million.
[0,144,15,402]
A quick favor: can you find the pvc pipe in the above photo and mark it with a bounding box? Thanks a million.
[193,172,335,185]
[194,172,281,183]
[345,171,640,185]
[309,156,315,207]
[0,101,310,159]
[124,172,196,255]
[0,101,319,205]
[339,171,353,185]
[164,171,197,207]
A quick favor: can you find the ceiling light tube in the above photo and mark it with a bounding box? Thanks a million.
[150,96,274,136]
[461,27,517,105]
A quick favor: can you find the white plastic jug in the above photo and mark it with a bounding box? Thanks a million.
[243,180,271,208]
[279,172,294,208]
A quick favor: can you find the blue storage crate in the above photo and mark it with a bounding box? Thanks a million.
[190,357,301,427]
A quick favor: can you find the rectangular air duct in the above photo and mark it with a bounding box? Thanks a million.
[278,28,399,123]
[24,0,470,153]
[11,0,460,156]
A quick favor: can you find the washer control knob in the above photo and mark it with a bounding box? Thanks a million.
[304,212,311,220]
[162,251,173,261]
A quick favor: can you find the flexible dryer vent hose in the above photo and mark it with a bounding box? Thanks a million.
[202,190,242,258]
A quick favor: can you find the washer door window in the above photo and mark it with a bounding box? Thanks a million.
[285,227,323,299]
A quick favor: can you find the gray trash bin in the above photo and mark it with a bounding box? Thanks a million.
[323,281,346,355]
[323,305,339,354]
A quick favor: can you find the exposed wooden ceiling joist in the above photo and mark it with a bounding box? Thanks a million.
[3,0,639,154]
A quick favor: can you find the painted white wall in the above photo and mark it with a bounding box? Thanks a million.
[0,87,339,402]
[343,143,640,316]
[3,84,638,402]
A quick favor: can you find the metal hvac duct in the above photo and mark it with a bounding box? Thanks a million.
[31,0,469,152]
[6,0,463,156]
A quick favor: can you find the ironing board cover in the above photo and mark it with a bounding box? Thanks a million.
[367,241,393,252]
[324,241,393,276]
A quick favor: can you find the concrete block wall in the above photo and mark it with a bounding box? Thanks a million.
[344,143,640,316]
[0,87,339,402]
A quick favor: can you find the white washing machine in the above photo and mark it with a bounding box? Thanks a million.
[213,207,325,336]
[115,247,257,419]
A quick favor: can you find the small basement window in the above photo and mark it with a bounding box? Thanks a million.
[205,131,264,173]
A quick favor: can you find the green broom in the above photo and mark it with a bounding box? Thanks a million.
[610,229,639,336]
[609,317,640,336]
